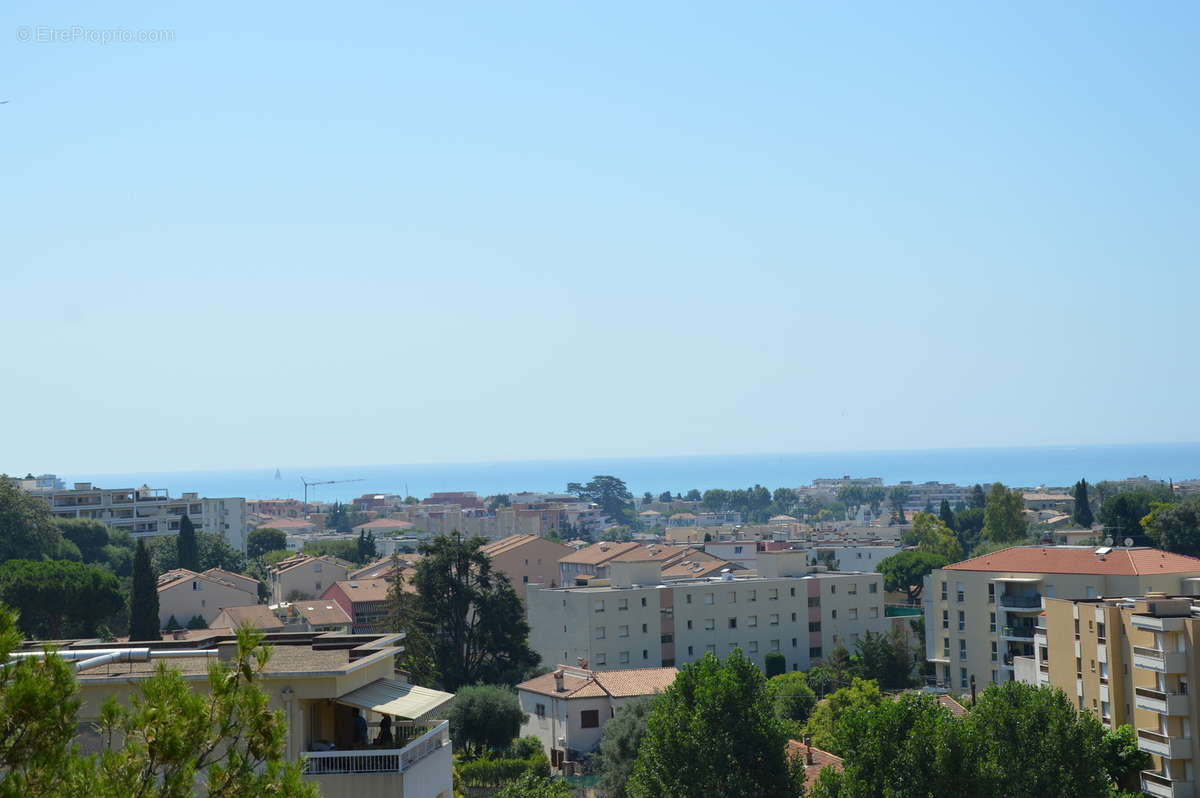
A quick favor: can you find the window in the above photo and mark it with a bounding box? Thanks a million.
[959,639,967,660]
[581,710,600,729]
[641,597,647,607]
[313,562,323,573]
[1097,622,1106,642]
[943,638,950,658]
[960,668,968,689]
[869,583,878,594]
[315,581,322,591]
[958,610,965,632]
[769,589,779,600]
[687,646,694,656]
[749,589,757,602]
[809,621,821,632]
[728,591,736,603]
[704,618,715,631]
[641,623,648,633]
[728,642,738,652]
[769,613,780,626]
[942,610,949,630]
[595,653,606,665]
[987,583,994,603]
[522,575,529,583]
[728,618,738,629]
[810,647,823,658]
[941,581,948,601]
[687,620,693,630]
[792,637,798,648]
[849,608,858,620]
[749,641,759,653]
[989,612,996,633]
[704,593,715,605]
[706,644,716,654]
[192,581,201,591]
[829,585,836,595]
[956,583,964,602]
[869,607,879,619]
[848,583,858,595]
[618,598,628,611]
[831,610,837,619]
[596,627,606,639]
[686,594,693,604]
[748,615,758,627]
[791,612,797,622]
[643,649,648,660]
[536,703,546,718]
[619,651,630,665]
[770,640,781,651]
[990,641,997,662]
[594,600,605,613]
[808,596,820,608]
[618,625,629,638]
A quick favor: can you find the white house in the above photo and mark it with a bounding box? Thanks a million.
[516,665,677,769]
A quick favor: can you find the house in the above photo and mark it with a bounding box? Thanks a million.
[211,603,285,632]
[558,541,642,585]
[481,534,575,601]
[155,568,261,631]
[322,579,395,633]
[269,554,352,603]
[786,739,844,792]
[516,664,678,767]
[270,600,354,632]
[52,631,457,797]
[1021,492,1076,512]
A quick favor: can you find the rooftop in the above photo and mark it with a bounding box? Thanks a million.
[559,541,642,566]
[518,665,678,699]
[943,546,1200,576]
[481,533,571,558]
[329,579,392,602]
[215,604,283,630]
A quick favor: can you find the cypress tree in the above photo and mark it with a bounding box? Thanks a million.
[1073,479,1095,528]
[129,539,161,641]
[939,498,957,531]
[177,513,199,571]
[970,484,987,509]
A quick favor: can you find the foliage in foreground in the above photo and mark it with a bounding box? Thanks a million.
[594,695,655,798]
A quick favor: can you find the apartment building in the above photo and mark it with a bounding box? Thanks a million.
[37,482,248,551]
[322,579,394,633]
[558,542,734,586]
[480,534,575,601]
[528,550,887,674]
[923,546,1200,693]
[808,544,903,572]
[269,554,353,603]
[896,481,970,512]
[1018,594,1200,798]
[41,631,455,798]
[516,665,678,768]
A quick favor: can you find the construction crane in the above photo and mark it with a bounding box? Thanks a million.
[300,477,365,508]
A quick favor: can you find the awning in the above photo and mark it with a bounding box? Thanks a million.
[336,678,454,721]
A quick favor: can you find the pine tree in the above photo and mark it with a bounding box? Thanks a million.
[1073,479,1095,529]
[939,499,957,531]
[176,512,199,571]
[970,484,987,510]
[128,539,161,641]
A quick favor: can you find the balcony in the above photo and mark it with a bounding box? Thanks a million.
[998,594,1042,610]
[304,719,449,776]
[1134,646,1189,673]
[1002,625,1037,642]
[1133,614,1188,633]
[1142,769,1195,798]
[1137,728,1192,760]
[1136,686,1191,716]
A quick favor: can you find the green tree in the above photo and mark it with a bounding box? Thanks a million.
[595,696,655,798]
[149,531,246,574]
[55,518,111,563]
[766,672,817,734]
[0,476,68,562]
[1073,479,1095,528]
[491,772,571,798]
[938,499,956,531]
[383,555,439,684]
[912,513,962,561]
[953,507,985,555]
[568,476,634,525]
[658,490,673,503]
[0,560,124,640]
[1143,497,1200,556]
[327,502,353,534]
[448,685,527,757]
[876,551,948,602]
[850,628,915,690]
[627,650,799,798]
[982,483,1027,543]
[701,489,729,512]
[684,489,702,502]
[246,528,287,559]
[411,533,538,690]
[176,513,199,571]
[129,539,161,642]
[864,486,888,516]
[969,484,987,509]
[888,486,910,523]
[764,651,786,677]
[1102,724,1150,792]
[1101,489,1172,547]
[804,677,884,755]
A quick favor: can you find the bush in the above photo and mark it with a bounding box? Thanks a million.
[764,651,786,678]
[448,685,527,756]
[456,751,550,787]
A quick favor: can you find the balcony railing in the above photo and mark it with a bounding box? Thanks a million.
[1142,769,1195,798]
[1003,625,1037,639]
[1135,646,1164,660]
[303,720,449,776]
[999,594,1042,609]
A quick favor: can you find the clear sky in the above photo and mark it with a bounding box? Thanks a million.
[3,1,1198,475]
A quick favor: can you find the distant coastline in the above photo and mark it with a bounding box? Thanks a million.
[58,442,1200,503]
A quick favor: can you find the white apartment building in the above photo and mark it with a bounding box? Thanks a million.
[528,550,887,674]
[808,544,903,572]
[896,481,970,511]
[923,546,1200,693]
[39,482,248,551]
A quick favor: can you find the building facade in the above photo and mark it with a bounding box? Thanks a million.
[480,534,575,602]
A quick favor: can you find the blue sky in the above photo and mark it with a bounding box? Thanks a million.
[3,1,1198,474]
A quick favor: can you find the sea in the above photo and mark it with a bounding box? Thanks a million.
[60,443,1200,503]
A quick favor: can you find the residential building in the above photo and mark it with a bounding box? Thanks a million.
[35,482,248,551]
[322,579,394,633]
[558,541,642,585]
[923,546,1200,692]
[41,631,455,798]
[895,481,970,512]
[481,534,575,601]
[269,600,355,633]
[269,554,352,603]
[156,568,261,630]
[1022,492,1076,512]
[516,665,677,767]
[559,542,735,587]
[8,473,65,496]
[1018,593,1200,797]
[808,544,903,572]
[211,603,285,632]
[529,551,887,674]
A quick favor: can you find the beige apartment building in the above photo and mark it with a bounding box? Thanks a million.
[40,631,455,798]
[529,550,887,674]
[155,568,261,630]
[924,546,1200,693]
[1019,594,1200,798]
[481,534,575,601]
[269,554,353,603]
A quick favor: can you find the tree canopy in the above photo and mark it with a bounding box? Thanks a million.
[129,539,161,642]
[0,560,124,639]
[1073,479,1095,528]
[911,513,962,561]
[448,685,527,756]
[246,528,287,559]
[595,695,655,798]
[766,671,817,735]
[982,483,1027,543]
[0,477,69,562]
[1142,496,1200,557]
[176,513,199,571]
[876,551,948,602]
[627,650,800,798]
[568,476,634,525]
[1100,488,1171,546]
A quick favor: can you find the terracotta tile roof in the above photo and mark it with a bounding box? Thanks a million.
[329,579,392,602]
[559,541,642,566]
[662,559,737,580]
[937,695,968,717]
[944,546,1200,575]
[517,665,678,699]
[294,600,352,627]
[787,741,844,791]
[481,534,543,557]
[214,604,283,630]
[273,554,354,576]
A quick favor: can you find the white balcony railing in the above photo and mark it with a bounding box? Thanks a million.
[304,720,449,776]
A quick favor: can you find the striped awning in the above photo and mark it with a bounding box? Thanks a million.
[335,678,454,721]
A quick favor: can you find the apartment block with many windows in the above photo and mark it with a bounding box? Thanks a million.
[1018,594,1200,798]
[528,550,887,674]
[923,546,1200,693]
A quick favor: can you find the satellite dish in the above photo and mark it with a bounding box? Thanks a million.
[1123,537,1134,548]
[1103,537,1113,546]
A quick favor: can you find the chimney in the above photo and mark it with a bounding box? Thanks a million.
[554,669,564,692]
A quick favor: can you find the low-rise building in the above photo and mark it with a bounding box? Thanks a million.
[269,554,353,603]
[516,665,678,768]
[1022,492,1076,512]
[322,579,393,633]
[156,568,261,631]
[271,600,355,633]
[211,603,285,632]
[529,551,887,674]
[808,544,903,572]
[481,534,575,601]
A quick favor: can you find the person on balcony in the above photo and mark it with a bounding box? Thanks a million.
[374,715,394,747]
[353,708,368,747]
